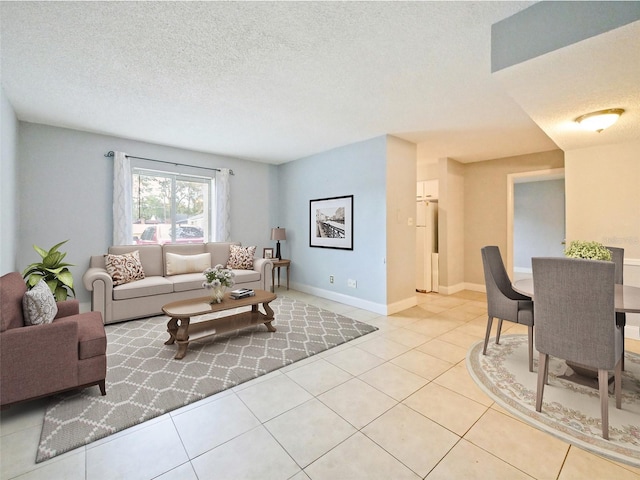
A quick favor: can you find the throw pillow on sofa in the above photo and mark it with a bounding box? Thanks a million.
[166,252,211,275]
[227,245,256,270]
[23,279,58,325]
[105,250,145,286]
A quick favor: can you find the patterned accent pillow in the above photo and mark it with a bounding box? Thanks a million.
[23,279,58,326]
[226,245,256,270]
[105,250,145,286]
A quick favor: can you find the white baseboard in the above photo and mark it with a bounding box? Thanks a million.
[291,282,388,315]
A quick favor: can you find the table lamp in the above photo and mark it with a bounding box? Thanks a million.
[270,227,286,260]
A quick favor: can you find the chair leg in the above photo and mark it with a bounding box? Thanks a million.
[535,352,548,412]
[617,312,625,371]
[527,325,534,372]
[482,316,494,355]
[99,380,106,396]
[495,318,504,345]
[598,369,609,440]
[615,358,622,410]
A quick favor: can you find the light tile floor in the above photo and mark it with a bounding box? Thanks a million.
[2,289,640,480]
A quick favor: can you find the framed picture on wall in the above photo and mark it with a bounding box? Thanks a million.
[309,195,354,250]
[263,248,274,259]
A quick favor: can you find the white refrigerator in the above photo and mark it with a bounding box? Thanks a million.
[416,200,439,293]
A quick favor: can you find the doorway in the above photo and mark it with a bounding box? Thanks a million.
[506,169,565,279]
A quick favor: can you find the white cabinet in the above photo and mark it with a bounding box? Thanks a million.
[417,180,439,200]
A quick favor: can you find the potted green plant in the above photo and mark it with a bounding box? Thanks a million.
[564,240,612,261]
[22,240,76,301]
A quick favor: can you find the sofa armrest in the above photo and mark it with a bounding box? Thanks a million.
[82,267,113,323]
[55,299,80,318]
[253,258,273,291]
[0,320,79,406]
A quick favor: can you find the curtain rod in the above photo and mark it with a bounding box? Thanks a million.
[104,151,234,175]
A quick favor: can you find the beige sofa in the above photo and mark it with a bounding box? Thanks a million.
[83,242,273,324]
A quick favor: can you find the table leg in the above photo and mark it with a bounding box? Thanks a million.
[286,265,290,290]
[263,301,276,332]
[271,268,275,293]
[174,318,191,360]
[165,317,178,345]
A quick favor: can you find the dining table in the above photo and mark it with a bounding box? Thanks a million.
[512,278,640,313]
[512,278,640,388]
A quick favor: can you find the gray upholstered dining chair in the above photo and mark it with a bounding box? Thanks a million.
[607,246,626,370]
[532,257,622,440]
[481,246,534,372]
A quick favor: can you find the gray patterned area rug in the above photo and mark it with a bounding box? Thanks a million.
[37,296,377,463]
[467,335,640,468]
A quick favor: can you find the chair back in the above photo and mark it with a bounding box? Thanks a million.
[606,246,624,285]
[0,272,27,332]
[532,257,620,370]
[481,246,528,319]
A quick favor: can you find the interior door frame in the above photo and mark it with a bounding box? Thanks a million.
[506,168,565,277]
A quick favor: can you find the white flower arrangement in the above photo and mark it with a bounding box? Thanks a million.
[564,240,612,261]
[202,264,235,289]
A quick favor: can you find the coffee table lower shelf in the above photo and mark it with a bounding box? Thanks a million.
[162,291,277,360]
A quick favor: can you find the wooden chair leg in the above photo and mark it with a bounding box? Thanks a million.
[495,318,504,345]
[598,369,609,440]
[527,325,534,372]
[99,380,106,396]
[535,352,548,412]
[482,316,494,355]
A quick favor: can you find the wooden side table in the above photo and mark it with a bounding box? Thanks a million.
[271,259,290,292]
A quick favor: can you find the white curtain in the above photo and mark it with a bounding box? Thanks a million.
[214,168,231,241]
[113,151,133,245]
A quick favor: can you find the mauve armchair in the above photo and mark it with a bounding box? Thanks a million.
[0,272,107,408]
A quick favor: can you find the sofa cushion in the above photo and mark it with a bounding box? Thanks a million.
[22,279,58,326]
[112,276,173,300]
[170,273,208,293]
[227,245,256,270]
[231,269,261,283]
[105,250,145,286]
[166,252,211,276]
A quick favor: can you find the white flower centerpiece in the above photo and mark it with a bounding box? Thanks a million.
[564,240,612,261]
[203,264,235,304]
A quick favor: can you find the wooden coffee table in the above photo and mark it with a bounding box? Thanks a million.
[162,289,277,360]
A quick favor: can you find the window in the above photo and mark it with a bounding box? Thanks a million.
[131,167,213,245]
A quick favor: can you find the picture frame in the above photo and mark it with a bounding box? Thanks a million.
[309,195,354,250]
[263,248,274,259]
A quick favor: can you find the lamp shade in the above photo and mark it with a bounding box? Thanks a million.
[271,228,286,241]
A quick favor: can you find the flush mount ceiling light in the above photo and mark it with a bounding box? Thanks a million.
[575,108,625,133]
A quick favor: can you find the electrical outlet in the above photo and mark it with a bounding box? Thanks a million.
[348,279,357,288]
[329,275,334,284]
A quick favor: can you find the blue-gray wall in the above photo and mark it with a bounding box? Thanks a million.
[278,136,389,310]
[514,178,566,272]
[0,87,18,275]
[15,122,279,306]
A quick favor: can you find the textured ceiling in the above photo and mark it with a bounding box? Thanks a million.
[2,2,631,166]
[494,19,640,151]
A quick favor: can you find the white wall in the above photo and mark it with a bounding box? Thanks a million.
[0,87,18,275]
[386,136,417,312]
[278,136,389,313]
[16,122,279,306]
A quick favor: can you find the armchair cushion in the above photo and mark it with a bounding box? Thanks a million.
[105,250,145,286]
[22,279,58,326]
